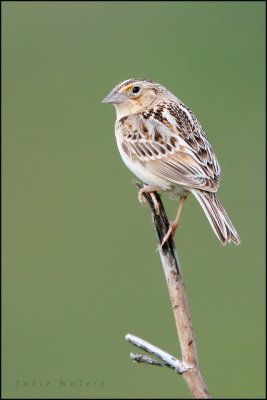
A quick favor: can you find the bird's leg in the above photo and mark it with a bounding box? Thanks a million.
[161,195,188,247]
[138,185,162,214]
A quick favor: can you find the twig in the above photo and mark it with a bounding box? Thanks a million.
[126,334,190,374]
[126,183,211,399]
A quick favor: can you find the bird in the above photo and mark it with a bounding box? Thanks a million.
[102,78,240,246]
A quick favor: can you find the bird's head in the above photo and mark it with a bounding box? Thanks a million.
[102,78,166,118]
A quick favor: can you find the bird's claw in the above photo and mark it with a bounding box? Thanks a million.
[138,187,160,214]
[159,222,178,248]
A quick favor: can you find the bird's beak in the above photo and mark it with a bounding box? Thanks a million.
[102,90,126,104]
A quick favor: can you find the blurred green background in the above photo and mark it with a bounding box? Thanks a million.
[2,2,265,398]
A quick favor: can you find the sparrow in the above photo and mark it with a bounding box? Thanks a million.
[103,78,240,246]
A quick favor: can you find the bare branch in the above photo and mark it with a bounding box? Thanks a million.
[126,183,211,399]
[130,353,164,367]
[126,334,191,374]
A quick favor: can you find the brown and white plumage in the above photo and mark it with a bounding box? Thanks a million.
[103,78,240,245]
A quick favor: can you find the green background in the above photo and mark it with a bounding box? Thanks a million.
[2,2,265,398]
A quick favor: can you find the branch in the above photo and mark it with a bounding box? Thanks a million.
[126,183,211,399]
[126,334,190,373]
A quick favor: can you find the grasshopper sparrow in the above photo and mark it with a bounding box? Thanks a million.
[103,78,240,246]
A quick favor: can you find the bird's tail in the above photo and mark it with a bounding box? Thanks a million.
[191,189,240,245]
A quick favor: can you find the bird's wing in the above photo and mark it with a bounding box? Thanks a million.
[117,106,221,192]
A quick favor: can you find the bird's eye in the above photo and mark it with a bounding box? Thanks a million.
[131,86,141,94]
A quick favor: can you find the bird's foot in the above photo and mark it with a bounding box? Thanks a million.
[138,186,160,214]
[160,221,178,248]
